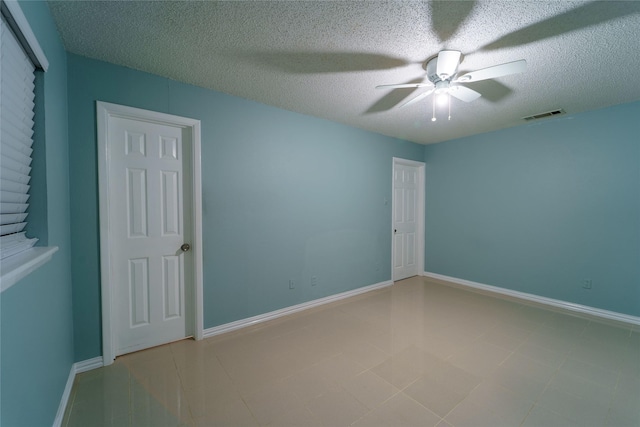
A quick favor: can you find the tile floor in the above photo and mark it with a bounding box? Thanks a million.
[63,276,640,426]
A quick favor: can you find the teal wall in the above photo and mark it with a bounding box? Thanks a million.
[0,1,74,426]
[424,101,640,316]
[66,54,424,361]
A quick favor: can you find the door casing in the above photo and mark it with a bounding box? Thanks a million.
[97,101,203,365]
[391,157,425,281]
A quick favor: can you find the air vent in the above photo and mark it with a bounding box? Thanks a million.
[522,109,566,121]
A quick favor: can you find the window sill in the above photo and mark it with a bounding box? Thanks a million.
[0,246,59,293]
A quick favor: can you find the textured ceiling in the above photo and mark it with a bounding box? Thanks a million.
[48,1,640,145]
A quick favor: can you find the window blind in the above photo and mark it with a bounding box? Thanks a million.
[0,15,38,259]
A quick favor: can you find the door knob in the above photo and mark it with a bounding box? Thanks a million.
[180,243,190,252]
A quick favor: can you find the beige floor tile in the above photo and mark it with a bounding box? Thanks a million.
[169,339,219,372]
[547,369,616,402]
[515,341,568,368]
[478,328,526,351]
[130,401,187,427]
[403,375,466,417]
[421,361,481,396]
[72,373,130,407]
[543,312,590,333]
[352,393,441,427]
[569,335,627,372]
[582,321,631,344]
[488,353,555,401]
[306,388,369,426]
[524,327,579,353]
[313,353,368,385]
[342,370,399,409]
[448,340,512,378]
[341,341,390,370]
[65,394,131,427]
[183,386,242,419]
[291,333,345,366]
[64,278,638,427]
[130,381,191,425]
[120,344,174,366]
[466,379,534,426]
[607,392,640,427]
[370,346,446,389]
[191,395,258,427]
[536,386,611,426]
[243,380,306,425]
[521,405,579,427]
[265,406,323,427]
[176,355,231,391]
[279,365,341,402]
[515,304,557,325]
[444,398,510,427]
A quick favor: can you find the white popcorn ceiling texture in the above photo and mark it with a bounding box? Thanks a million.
[48,1,640,145]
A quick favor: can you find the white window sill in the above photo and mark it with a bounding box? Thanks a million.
[0,246,59,293]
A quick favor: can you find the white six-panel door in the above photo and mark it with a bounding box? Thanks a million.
[108,116,193,356]
[393,160,424,281]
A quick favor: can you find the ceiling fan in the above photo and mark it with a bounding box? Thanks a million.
[375,50,526,117]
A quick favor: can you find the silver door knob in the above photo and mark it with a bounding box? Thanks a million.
[180,243,190,252]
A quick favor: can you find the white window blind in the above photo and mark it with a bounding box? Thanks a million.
[0,14,38,260]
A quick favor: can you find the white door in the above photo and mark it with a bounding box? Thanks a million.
[393,163,419,280]
[108,116,193,356]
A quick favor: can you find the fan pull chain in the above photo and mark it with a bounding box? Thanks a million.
[448,93,451,120]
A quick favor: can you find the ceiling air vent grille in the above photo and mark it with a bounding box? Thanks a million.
[523,109,566,121]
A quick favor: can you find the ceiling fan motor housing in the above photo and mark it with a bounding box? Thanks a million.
[426,54,459,84]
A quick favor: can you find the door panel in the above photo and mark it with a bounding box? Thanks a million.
[109,116,191,356]
[128,258,150,326]
[162,255,182,319]
[127,168,148,237]
[393,163,420,281]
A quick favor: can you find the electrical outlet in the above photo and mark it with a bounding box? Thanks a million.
[311,276,318,286]
[582,279,592,290]
[289,280,295,289]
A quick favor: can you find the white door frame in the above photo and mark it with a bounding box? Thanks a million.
[97,101,203,365]
[391,157,425,281]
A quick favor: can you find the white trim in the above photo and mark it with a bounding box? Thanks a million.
[52,365,75,427]
[1,0,49,70]
[97,101,203,365]
[391,158,425,282]
[52,357,104,427]
[423,271,640,326]
[0,246,58,292]
[74,356,104,374]
[203,280,393,338]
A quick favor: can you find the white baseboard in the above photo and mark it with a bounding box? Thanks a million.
[422,271,640,326]
[203,280,393,339]
[53,357,104,427]
[74,356,104,374]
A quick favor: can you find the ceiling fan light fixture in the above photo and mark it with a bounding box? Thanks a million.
[437,93,449,106]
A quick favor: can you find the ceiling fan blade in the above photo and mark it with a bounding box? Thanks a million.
[376,82,432,90]
[399,89,435,108]
[430,1,476,43]
[455,59,526,83]
[477,2,640,52]
[449,85,481,102]
[436,50,461,79]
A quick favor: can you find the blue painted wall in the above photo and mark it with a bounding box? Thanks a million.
[66,54,424,360]
[424,102,640,316]
[0,1,74,426]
